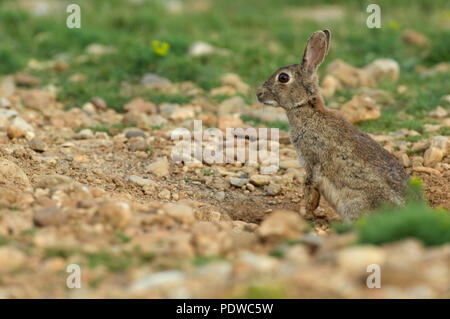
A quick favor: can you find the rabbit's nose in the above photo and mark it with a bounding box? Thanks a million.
[256,92,264,103]
[256,88,265,102]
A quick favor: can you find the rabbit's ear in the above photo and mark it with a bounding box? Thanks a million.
[301,30,329,74]
[323,29,331,55]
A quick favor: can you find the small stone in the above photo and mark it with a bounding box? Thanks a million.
[125,130,145,139]
[145,115,168,127]
[218,96,247,117]
[188,41,229,57]
[337,246,386,275]
[320,75,340,99]
[82,102,96,115]
[15,73,40,86]
[237,252,279,274]
[364,58,400,82]
[0,97,12,108]
[170,106,195,121]
[423,147,443,167]
[326,59,373,88]
[218,117,244,131]
[159,103,179,117]
[300,233,323,250]
[129,270,185,292]
[37,174,73,189]
[74,129,94,140]
[129,175,156,188]
[140,73,171,89]
[411,156,424,168]
[280,159,301,169]
[0,159,30,188]
[90,96,107,110]
[28,137,47,152]
[158,189,171,200]
[267,182,281,196]
[257,210,306,242]
[397,85,407,94]
[121,112,142,126]
[21,89,55,109]
[95,201,131,229]
[230,177,248,187]
[249,174,271,186]
[7,124,25,139]
[402,29,430,47]
[33,206,67,227]
[429,106,447,119]
[0,247,26,272]
[441,95,450,106]
[11,117,34,135]
[124,97,156,114]
[430,136,449,155]
[340,95,380,124]
[69,73,87,83]
[128,138,147,152]
[53,60,69,72]
[413,166,441,176]
[221,73,250,95]
[398,153,411,168]
[85,43,116,55]
[147,157,170,177]
[215,191,225,201]
[163,203,195,224]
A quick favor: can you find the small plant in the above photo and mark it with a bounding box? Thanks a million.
[357,203,450,247]
[85,252,132,272]
[356,178,449,246]
[115,231,131,244]
[151,40,170,56]
[331,221,354,234]
[202,169,212,176]
[241,283,287,299]
[331,178,450,247]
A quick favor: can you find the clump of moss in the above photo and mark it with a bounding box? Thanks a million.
[357,204,449,246]
[356,178,450,246]
[332,178,450,247]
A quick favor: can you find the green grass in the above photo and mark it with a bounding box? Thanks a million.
[332,178,450,246]
[0,236,10,246]
[85,252,133,272]
[191,255,226,267]
[76,122,136,134]
[357,204,450,247]
[0,0,448,134]
[240,283,287,299]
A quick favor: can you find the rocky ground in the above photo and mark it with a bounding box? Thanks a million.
[0,61,449,298]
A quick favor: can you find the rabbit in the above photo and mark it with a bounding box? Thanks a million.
[256,29,409,222]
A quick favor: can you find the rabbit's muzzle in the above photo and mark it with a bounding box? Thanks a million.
[256,86,276,106]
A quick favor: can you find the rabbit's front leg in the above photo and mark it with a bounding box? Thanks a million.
[302,172,320,219]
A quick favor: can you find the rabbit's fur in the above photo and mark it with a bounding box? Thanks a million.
[256,30,408,221]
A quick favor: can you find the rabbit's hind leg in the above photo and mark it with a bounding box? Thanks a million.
[304,186,321,219]
[337,198,370,222]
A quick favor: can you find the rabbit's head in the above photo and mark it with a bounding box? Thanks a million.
[256,30,331,110]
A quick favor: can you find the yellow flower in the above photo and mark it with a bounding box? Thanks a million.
[151,40,170,56]
[409,177,422,188]
[388,20,401,30]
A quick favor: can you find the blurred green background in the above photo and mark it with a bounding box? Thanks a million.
[0,0,449,133]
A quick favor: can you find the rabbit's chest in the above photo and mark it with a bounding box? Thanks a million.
[295,150,306,166]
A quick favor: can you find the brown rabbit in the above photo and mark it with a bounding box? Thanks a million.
[256,29,409,222]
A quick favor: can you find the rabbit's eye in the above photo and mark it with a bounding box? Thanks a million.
[278,73,290,83]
